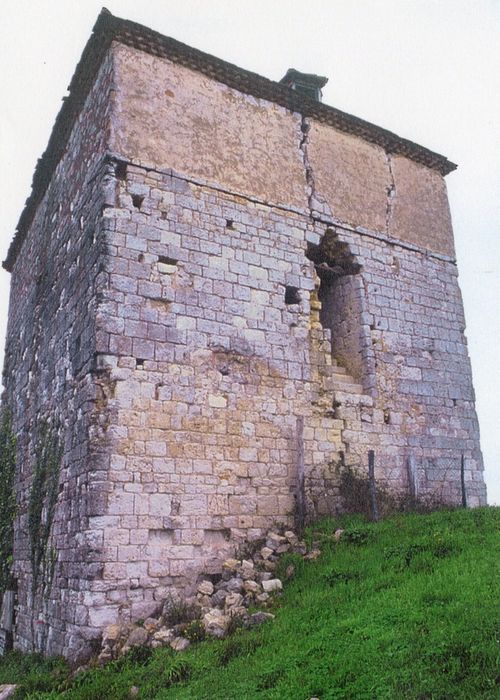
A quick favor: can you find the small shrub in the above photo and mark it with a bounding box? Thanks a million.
[183,619,206,643]
[237,536,265,561]
[125,644,153,666]
[256,668,285,690]
[324,570,360,586]
[163,595,201,626]
[384,535,457,570]
[421,591,453,607]
[384,542,425,567]
[226,613,246,636]
[342,526,372,546]
[218,634,260,667]
[338,465,373,516]
[276,552,303,581]
[163,658,191,686]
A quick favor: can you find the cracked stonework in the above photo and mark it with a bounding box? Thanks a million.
[385,152,396,233]
[299,115,315,216]
[299,115,333,221]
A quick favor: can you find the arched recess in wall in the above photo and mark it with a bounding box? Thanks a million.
[306,228,372,389]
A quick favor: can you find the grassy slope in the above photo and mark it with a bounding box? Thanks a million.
[1,507,498,700]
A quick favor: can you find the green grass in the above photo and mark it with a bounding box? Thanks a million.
[1,507,498,699]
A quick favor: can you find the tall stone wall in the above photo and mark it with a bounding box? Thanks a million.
[86,160,341,626]
[2,54,115,660]
[322,225,485,505]
[78,150,484,639]
[2,36,485,661]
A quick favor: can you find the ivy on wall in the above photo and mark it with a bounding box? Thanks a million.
[28,420,62,599]
[0,408,17,599]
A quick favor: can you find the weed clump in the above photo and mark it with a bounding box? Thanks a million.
[324,570,361,586]
[183,619,206,643]
[341,526,373,546]
[163,595,201,627]
[0,408,17,599]
[162,658,192,687]
[218,634,261,667]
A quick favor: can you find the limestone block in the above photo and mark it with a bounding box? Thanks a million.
[88,606,119,628]
[203,609,229,639]
[197,580,214,596]
[108,493,135,515]
[149,494,171,516]
[148,560,170,578]
[170,637,190,651]
[208,394,227,408]
[125,627,148,647]
[261,579,283,593]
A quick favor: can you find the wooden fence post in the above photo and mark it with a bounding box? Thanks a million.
[460,453,467,508]
[368,450,380,522]
[295,416,306,534]
[0,589,15,655]
[407,454,418,506]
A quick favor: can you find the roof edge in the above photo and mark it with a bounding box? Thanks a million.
[4,8,457,272]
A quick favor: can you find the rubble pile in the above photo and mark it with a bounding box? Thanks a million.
[98,528,323,664]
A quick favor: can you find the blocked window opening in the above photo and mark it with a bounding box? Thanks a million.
[285,286,301,305]
[136,358,145,368]
[131,194,144,210]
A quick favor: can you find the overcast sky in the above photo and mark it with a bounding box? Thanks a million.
[1,0,498,502]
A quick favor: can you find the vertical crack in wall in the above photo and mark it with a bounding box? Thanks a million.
[299,115,316,218]
[385,152,396,234]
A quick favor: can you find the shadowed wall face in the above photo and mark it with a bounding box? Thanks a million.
[3,54,115,661]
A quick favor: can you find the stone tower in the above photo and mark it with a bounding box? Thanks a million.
[1,10,486,661]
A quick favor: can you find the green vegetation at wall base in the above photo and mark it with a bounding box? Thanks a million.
[0,408,17,599]
[1,507,498,699]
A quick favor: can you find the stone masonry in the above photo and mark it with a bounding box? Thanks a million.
[1,10,486,661]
